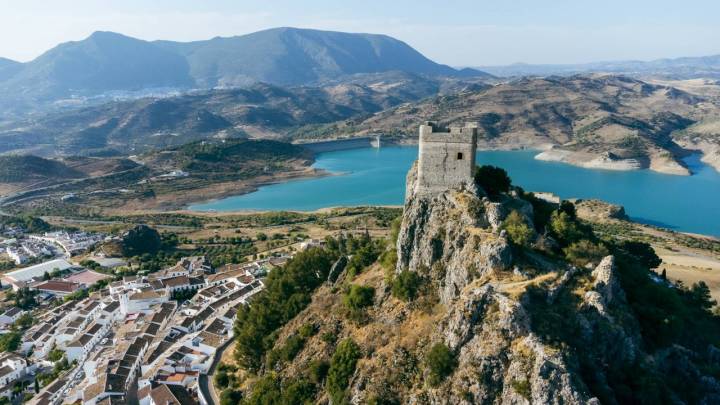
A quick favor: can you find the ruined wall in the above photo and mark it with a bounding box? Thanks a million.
[415,122,478,196]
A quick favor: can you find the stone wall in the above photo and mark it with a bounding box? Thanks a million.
[415,122,478,196]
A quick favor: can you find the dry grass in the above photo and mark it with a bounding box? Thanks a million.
[657,248,720,301]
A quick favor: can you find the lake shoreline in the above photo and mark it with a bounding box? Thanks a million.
[186,146,720,237]
[298,136,709,175]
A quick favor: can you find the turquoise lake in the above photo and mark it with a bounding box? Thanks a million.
[189,146,720,237]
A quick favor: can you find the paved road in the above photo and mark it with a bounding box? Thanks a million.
[200,337,236,405]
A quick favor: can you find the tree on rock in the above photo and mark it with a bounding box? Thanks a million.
[327,338,361,403]
[474,165,511,197]
[122,225,161,256]
[425,343,457,386]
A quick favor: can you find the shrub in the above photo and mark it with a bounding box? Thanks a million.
[511,379,531,399]
[266,329,313,369]
[308,359,330,384]
[501,210,534,247]
[321,331,337,345]
[219,389,243,405]
[390,217,402,245]
[425,343,457,386]
[327,339,361,403]
[343,285,375,311]
[549,211,584,245]
[379,249,398,272]
[0,332,20,352]
[474,165,511,196]
[563,240,609,266]
[467,198,485,218]
[214,369,230,389]
[391,270,421,301]
[345,244,382,277]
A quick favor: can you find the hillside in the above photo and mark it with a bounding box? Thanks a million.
[0,155,83,183]
[311,75,720,174]
[0,73,475,156]
[157,27,489,87]
[2,139,316,213]
[221,162,720,404]
[138,138,313,180]
[0,155,139,197]
[0,28,490,114]
[0,57,21,82]
[478,54,720,79]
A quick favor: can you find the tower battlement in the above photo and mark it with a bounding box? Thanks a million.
[415,121,478,196]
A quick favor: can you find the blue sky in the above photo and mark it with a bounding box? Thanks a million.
[1,0,719,65]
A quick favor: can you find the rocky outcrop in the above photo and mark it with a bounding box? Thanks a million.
[573,199,629,221]
[396,162,512,303]
[328,256,348,284]
[431,284,592,404]
[261,156,720,405]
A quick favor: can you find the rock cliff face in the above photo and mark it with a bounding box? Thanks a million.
[390,163,602,403]
[252,160,720,405]
[396,162,513,303]
[383,162,715,404]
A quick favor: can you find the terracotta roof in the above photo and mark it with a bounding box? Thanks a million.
[129,289,164,300]
[162,275,190,288]
[34,280,82,293]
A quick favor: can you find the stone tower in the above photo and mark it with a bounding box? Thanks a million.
[415,121,478,196]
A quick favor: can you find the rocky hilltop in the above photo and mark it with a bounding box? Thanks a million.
[307,75,720,175]
[227,160,720,404]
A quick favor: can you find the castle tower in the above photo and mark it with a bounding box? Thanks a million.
[415,121,478,196]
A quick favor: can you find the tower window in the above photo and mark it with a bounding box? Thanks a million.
[457,152,463,160]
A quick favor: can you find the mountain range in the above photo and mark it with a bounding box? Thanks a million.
[0,28,489,114]
[302,74,720,174]
[0,72,485,156]
[477,54,720,79]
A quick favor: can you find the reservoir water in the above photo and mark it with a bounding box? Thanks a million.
[189,146,720,237]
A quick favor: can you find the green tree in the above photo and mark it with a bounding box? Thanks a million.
[391,270,421,301]
[220,388,243,405]
[549,211,583,245]
[425,343,457,387]
[501,210,534,247]
[48,346,64,362]
[12,313,34,331]
[563,240,609,266]
[308,359,330,385]
[234,247,336,371]
[122,225,161,256]
[620,241,662,269]
[0,332,21,352]
[256,232,268,241]
[474,165,511,196]
[343,285,375,311]
[689,281,716,311]
[327,339,361,403]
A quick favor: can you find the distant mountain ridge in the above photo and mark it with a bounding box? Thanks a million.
[0,27,490,114]
[0,72,481,156]
[476,54,720,78]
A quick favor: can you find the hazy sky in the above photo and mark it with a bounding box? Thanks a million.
[2,0,719,66]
